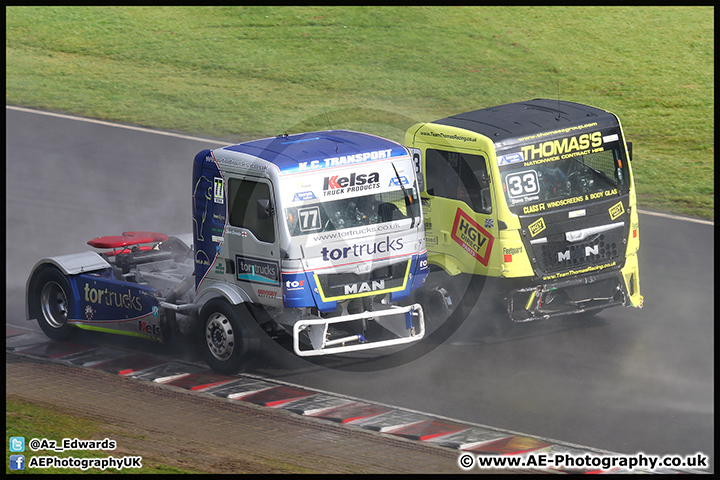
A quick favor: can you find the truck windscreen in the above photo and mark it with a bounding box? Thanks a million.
[285,188,420,237]
[498,129,630,214]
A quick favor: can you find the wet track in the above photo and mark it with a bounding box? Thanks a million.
[5,106,714,471]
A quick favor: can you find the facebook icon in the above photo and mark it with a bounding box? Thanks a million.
[10,455,25,471]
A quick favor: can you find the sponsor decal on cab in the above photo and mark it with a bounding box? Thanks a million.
[320,236,404,262]
[297,149,397,172]
[609,201,624,221]
[236,255,280,285]
[528,217,546,237]
[323,172,380,196]
[450,209,494,266]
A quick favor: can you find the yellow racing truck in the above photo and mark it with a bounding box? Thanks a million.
[406,99,643,324]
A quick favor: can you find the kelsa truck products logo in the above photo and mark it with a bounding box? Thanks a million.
[451,209,494,266]
[236,255,280,285]
[323,172,380,196]
[84,283,143,312]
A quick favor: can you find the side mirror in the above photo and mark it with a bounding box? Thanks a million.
[257,199,274,219]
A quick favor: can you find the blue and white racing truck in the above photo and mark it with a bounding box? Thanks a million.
[26,130,429,373]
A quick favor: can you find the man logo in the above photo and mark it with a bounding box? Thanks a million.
[558,245,600,262]
[344,280,385,295]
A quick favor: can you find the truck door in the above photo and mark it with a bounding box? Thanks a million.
[423,148,496,274]
[225,175,282,306]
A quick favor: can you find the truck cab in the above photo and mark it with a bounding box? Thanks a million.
[193,130,428,363]
[405,99,643,322]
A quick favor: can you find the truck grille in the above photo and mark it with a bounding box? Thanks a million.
[316,261,409,300]
[531,225,625,275]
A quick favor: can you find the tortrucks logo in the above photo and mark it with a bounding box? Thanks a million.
[83,283,143,312]
[320,236,404,262]
[323,172,380,196]
[450,209,494,266]
[236,256,280,286]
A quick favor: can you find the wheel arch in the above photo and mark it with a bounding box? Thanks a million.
[195,282,253,312]
[26,253,111,321]
[427,255,463,277]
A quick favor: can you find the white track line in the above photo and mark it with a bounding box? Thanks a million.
[7,105,714,226]
[6,105,221,144]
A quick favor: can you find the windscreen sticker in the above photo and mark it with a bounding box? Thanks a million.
[292,191,316,202]
[498,152,525,166]
[609,201,625,221]
[603,133,619,143]
[450,209,494,266]
[281,159,415,204]
[389,175,410,187]
[297,206,322,233]
[528,217,546,237]
[323,171,380,197]
[213,177,224,204]
[505,169,540,203]
[519,131,604,166]
[521,188,619,215]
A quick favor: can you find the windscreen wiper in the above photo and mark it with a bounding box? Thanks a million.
[392,163,415,229]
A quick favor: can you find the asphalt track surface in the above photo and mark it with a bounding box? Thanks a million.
[5,106,714,472]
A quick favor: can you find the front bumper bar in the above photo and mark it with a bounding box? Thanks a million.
[292,303,424,357]
[506,270,632,322]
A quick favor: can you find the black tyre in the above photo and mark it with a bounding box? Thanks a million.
[418,270,467,330]
[420,280,457,324]
[200,299,257,374]
[31,268,75,341]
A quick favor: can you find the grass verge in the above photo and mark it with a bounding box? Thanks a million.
[6,6,713,219]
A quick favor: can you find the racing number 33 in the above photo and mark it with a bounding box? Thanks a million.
[505,170,539,198]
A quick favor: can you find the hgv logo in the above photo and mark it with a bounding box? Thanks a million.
[450,209,494,266]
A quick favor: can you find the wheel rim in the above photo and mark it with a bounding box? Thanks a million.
[205,313,235,361]
[40,281,69,329]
